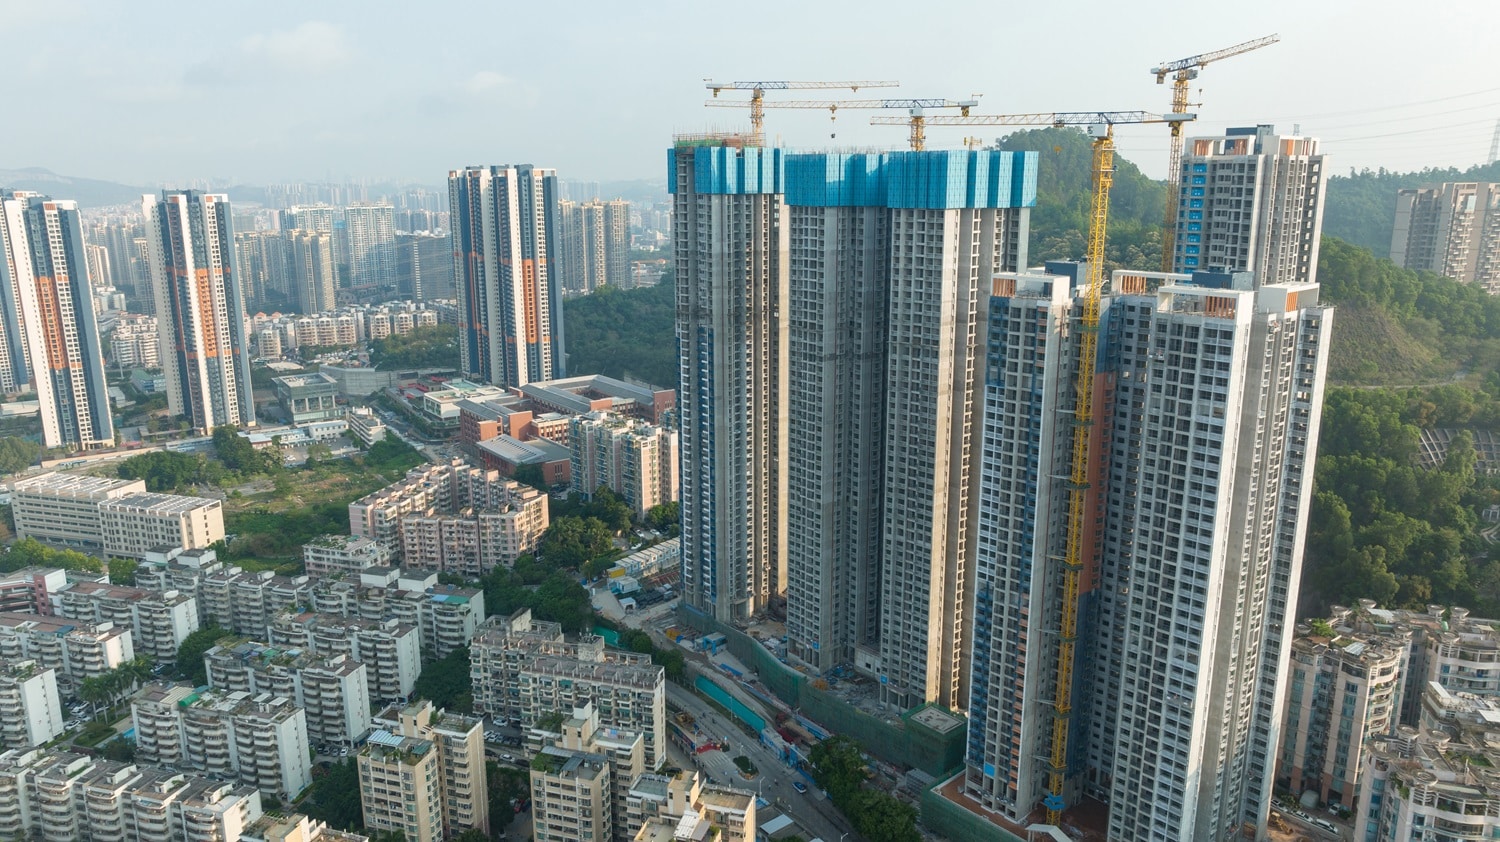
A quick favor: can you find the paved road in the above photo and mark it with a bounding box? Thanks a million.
[667,683,855,842]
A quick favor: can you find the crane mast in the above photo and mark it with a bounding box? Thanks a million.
[1152,34,1279,271]
[870,109,1192,824]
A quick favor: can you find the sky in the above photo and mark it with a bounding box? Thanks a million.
[4,0,1499,189]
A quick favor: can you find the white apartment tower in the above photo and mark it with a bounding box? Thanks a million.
[670,136,787,624]
[448,165,564,387]
[0,190,115,449]
[961,266,1332,842]
[343,204,396,291]
[142,191,256,431]
[288,229,337,314]
[1171,126,1326,287]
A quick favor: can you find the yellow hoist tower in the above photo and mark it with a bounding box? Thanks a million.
[872,109,1194,824]
[1151,34,1279,271]
[703,80,899,142]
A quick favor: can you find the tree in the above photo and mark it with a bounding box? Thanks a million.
[302,760,363,831]
[0,436,41,475]
[174,625,225,686]
[109,558,138,586]
[370,324,459,370]
[645,501,680,534]
[538,516,614,570]
[451,830,488,842]
[563,283,677,388]
[213,425,280,475]
[412,647,473,713]
[487,760,527,836]
[512,463,548,491]
[809,736,867,804]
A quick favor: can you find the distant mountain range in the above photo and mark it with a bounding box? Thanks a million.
[0,168,151,209]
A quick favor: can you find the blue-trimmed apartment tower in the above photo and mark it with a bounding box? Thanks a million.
[142,190,256,432]
[669,136,788,624]
[779,150,1035,712]
[1171,125,1326,288]
[0,191,115,449]
[449,165,565,389]
[963,265,1333,842]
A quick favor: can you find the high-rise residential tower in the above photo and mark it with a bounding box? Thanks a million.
[670,136,787,624]
[962,266,1332,842]
[559,199,631,295]
[779,151,1034,712]
[288,230,337,314]
[1390,182,1500,291]
[1170,125,1325,287]
[449,165,565,388]
[343,204,396,292]
[0,190,115,449]
[142,191,256,431]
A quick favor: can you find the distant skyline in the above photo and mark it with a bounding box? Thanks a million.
[4,0,1498,189]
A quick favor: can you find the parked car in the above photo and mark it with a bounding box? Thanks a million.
[792,781,808,794]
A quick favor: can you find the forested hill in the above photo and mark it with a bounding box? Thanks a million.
[562,280,677,389]
[1323,160,1500,258]
[996,127,1166,269]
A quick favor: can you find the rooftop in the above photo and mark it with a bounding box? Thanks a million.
[11,472,141,497]
[530,746,608,779]
[100,492,220,514]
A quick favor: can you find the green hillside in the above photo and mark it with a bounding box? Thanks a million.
[996,127,1166,269]
[1323,160,1500,258]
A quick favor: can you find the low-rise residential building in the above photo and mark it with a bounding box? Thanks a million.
[472,608,665,768]
[204,639,372,748]
[349,460,548,563]
[0,660,64,749]
[110,314,160,368]
[1277,607,1410,808]
[242,813,371,842]
[357,731,445,842]
[0,566,68,614]
[371,700,488,839]
[0,747,266,842]
[1356,724,1500,842]
[0,612,135,691]
[303,534,391,579]
[200,568,314,639]
[569,412,678,518]
[398,500,547,577]
[56,580,198,664]
[530,702,644,842]
[131,682,312,800]
[531,745,614,842]
[268,611,420,702]
[10,474,146,552]
[344,407,388,445]
[309,568,484,658]
[627,769,756,842]
[98,492,225,559]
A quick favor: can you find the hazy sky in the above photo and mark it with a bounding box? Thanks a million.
[4,0,1498,188]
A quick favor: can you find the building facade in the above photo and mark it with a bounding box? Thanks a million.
[1277,610,1408,808]
[57,580,198,664]
[267,612,420,702]
[98,492,226,559]
[358,700,487,842]
[1171,126,1326,287]
[471,608,666,767]
[0,190,115,449]
[10,472,145,553]
[1390,182,1500,290]
[0,612,134,692]
[0,661,64,750]
[960,267,1332,841]
[288,229,337,314]
[204,639,372,747]
[131,682,312,800]
[569,412,679,518]
[0,748,268,842]
[779,150,1034,713]
[558,198,630,294]
[670,136,787,624]
[342,205,395,292]
[448,165,564,387]
[142,191,256,430]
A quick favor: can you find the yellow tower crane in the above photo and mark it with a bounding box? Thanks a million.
[1152,34,1279,271]
[871,109,1194,825]
[704,96,979,148]
[703,80,899,142]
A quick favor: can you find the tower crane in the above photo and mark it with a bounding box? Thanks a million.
[1151,34,1279,270]
[871,109,1193,825]
[703,80,899,141]
[704,97,980,147]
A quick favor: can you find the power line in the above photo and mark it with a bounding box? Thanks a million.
[1305,101,1500,132]
[1323,118,1498,143]
[1276,86,1500,121]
